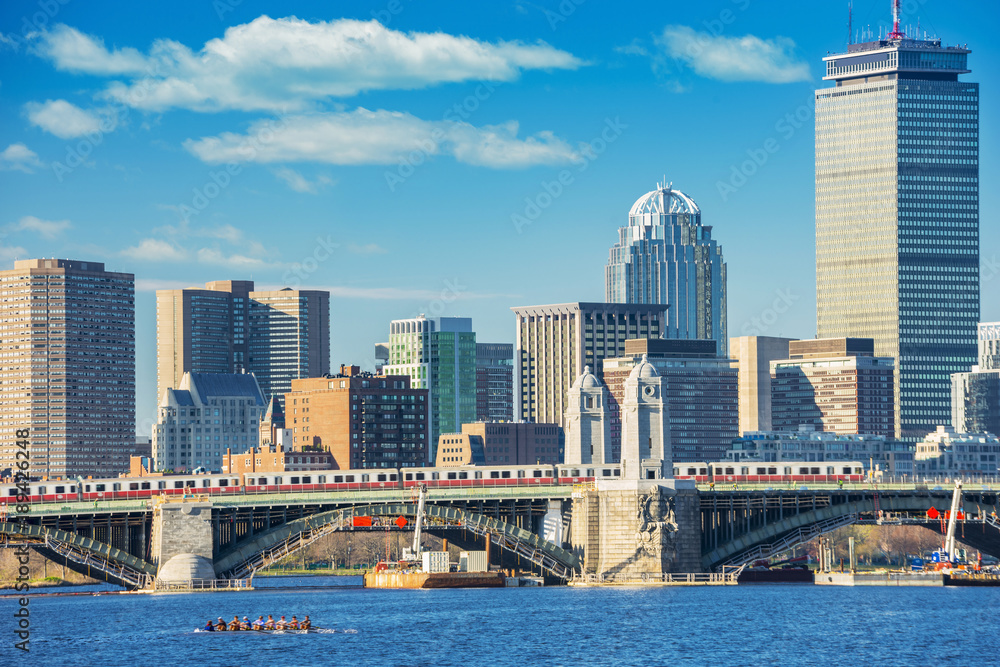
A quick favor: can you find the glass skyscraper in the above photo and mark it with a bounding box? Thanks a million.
[815,29,979,441]
[605,183,727,356]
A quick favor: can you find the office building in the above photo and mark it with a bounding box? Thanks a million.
[152,372,265,472]
[724,425,913,476]
[512,302,666,427]
[771,338,895,438]
[603,338,737,462]
[729,336,797,434]
[950,322,1000,436]
[815,15,980,441]
[0,259,134,479]
[436,432,485,466]
[285,366,428,469]
[476,342,513,422]
[156,281,329,406]
[605,182,727,356]
[915,425,999,476]
[384,316,476,461]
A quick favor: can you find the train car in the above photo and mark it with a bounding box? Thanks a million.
[705,461,866,485]
[672,463,711,483]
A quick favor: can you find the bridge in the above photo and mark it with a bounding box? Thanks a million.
[3,481,999,588]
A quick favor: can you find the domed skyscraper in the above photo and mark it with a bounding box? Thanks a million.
[605,182,727,356]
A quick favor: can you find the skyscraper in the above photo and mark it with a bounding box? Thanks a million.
[0,259,135,478]
[606,182,727,356]
[384,315,476,461]
[157,281,329,405]
[729,336,797,434]
[815,10,979,441]
[475,342,513,422]
[512,302,666,427]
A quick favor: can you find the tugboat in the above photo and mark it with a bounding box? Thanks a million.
[363,485,505,589]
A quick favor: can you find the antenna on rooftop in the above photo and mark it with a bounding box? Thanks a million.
[847,1,853,46]
[887,0,905,39]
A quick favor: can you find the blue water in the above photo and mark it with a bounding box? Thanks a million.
[10,578,1000,666]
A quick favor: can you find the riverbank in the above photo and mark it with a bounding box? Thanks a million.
[0,575,103,590]
[256,568,368,577]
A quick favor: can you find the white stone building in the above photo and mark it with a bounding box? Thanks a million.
[915,426,1000,476]
[563,366,613,466]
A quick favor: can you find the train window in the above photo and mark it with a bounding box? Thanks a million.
[274,477,283,485]
[345,476,354,483]
[740,468,748,476]
[8,489,18,496]
[377,474,387,482]
[490,471,500,479]
[517,470,525,479]
[501,471,510,479]
[458,472,468,480]
[586,469,594,477]
[141,482,150,490]
[290,477,300,485]
[129,483,139,490]
[361,475,370,483]
[768,468,777,475]
[724,468,734,476]
[389,474,397,481]
[55,486,65,494]
[798,468,809,475]
[415,473,425,481]
[474,471,483,479]
[855,467,863,475]
[826,467,835,476]
[571,469,580,477]
[784,467,792,475]
[755,468,765,475]
[532,470,543,478]
[842,467,852,475]
[70,486,76,493]
[404,473,413,481]
[157,482,166,490]
[303,476,312,484]
[603,469,612,477]
[431,472,440,481]
[217,479,228,487]
[810,468,820,475]
[202,480,210,488]
[334,476,344,483]
[96,484,105,492]
[113,483,121,491]
[699,468,707,475]
[38,486,46,495]
[447,472,457,480]
[613,468,620,476]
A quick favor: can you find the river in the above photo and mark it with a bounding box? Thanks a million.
[7,577,999,665]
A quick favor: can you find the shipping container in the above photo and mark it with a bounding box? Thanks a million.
[422,551,450,573]
[459,550,488,573]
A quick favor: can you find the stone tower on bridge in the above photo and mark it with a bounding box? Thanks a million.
[564,366,613,465]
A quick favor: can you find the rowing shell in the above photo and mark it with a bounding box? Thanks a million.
[194,627,356,634]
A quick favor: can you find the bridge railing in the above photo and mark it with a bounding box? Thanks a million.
[575,572,737,585]
[698,477,1000,492]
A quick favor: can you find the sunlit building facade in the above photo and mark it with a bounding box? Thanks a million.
[606,183,727,356]
[815,32,980,441]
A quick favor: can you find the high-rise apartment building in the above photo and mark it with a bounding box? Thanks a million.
[285,367,428,469]
[978,322,1000,371]
[512,302,666,427]
[476,342,513,422]
[771,338,895,438]
[152,372,265,472]
[157,281,329,406]
[729,336,797,435]
[815,16,980,441]
[384,316,475,462]
[0,259,134,479]
[605,183,727,356]
[951,322,1000,436]
[603,338,738,462]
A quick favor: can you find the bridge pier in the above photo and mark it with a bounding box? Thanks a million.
[542,500,563,545]
[152,501,217,584]
[571,480,702,577]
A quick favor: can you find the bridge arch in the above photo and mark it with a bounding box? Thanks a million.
[214,503,579,580]
[0,521,156,589]
[703,495,996,571]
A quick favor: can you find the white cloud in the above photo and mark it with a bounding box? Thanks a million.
[121,238,188,262]
[656,26,810,83]
[0,243,29,263]
[0,143,44,173]
[11,216,72,239]
[196,247,271,269]
[34,23,149,75]
[25,99,102,138]
[184,109,579,169]
[33,18,582,112]
[273,167,333,194]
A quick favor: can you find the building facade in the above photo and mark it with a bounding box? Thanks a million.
[512,302,666,427]
[915,426,999,476]
[979,322,1000,370]
[384,316,476,462]
[285,367,428,469]
[725,425,913,476]
[729,336,797,434]
[815,27,980,441]
[152,372,266,472]
[771,338,895,438]
[0,259,135,479]
[603,338,738,463]
[461,421,563,465]
[563,367,613,466]
[950,322,1000,436]
[156,281,329,406]
[619,355,671,480]
[475,342,513,423]
[606,182,727,356]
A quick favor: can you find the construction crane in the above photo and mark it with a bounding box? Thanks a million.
[403,484,427,561]
[943,480,963,564]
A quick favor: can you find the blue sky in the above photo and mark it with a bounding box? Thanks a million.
[1,0,997,434]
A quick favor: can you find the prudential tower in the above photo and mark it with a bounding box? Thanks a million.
[606,181,727,356]
[814,0,979,441]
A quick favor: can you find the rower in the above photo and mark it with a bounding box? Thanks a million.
[203,620,215,632]
[228,615,241,631]
[216,617,227,631]
[276,615,287,630]
[264,615,276,630]
[241,616,251,630]
[300,616,311,630]
[252,616,265,631]
[289,616,300,629]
